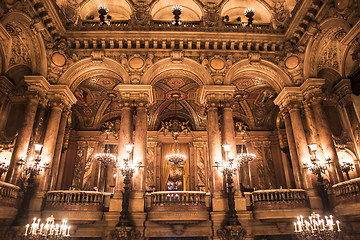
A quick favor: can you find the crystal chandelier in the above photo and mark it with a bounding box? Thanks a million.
[24,215,71,239]
[172,5,183,26]
[165,94,187,165]
[94,134,116,164]
[166,146,187,165]
[304,143,331,182]
[294,212,341,240]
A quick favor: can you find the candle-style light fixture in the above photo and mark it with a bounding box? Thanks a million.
[294,212,341,240]
[98,4,111,25]
[116,143,143,228]
[172,5,183,26]
[340,161,354,180]
[244,7,255,27]
[0,161,8,178]
[304,143,332,211]
[215,144,246,240]
[24,215,71,239]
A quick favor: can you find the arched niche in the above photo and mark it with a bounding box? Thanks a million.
[221,0,272,23]
[0,11,47,79]
[58,57,130,91]
[225,59,294,93]
[141,58,212,86]
[151,0,203,21]
[337,148,359,180]
[78,0,132,20]
[304,18,351,79]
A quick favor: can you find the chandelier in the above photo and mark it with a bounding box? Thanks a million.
[24,215,71,239]
[294,212,341,240]
[165,94,187,165]
[94,134,116,164]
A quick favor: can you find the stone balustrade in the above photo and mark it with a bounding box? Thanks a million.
[146,191,211,223]
[252,189,308,209]
[45,190,110,211]
[0,181,20,208]
[149,191,208,207]
[251,189,309,220]
[333,177,360,206]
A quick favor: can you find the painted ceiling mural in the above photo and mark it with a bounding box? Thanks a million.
[232,78,278,130]
[72,75,122,130]
[72,75,278,132]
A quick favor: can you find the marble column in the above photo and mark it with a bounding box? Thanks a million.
[288,104,314,189]
[207,104,223,192]
[49,109,70,190]
[133,102,147,192]
[282,111,303,189]
[115,103,134,194]
[38,101,64,192]
[221,102,238,190]
[311,98,344,184]
[6,95,40,184]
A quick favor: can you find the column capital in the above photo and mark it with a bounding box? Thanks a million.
[199,85,236,105]
[24,76,51,97]
[273,87,303,111]
[114,85,154,104]
[0,76,15,96]
[47,85,77,109]
[333,79,353,106]
[300,78,326,102]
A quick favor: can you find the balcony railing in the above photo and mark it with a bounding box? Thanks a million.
[0,181,20,208]
[333,177,360,205]
[146,191,211,223]
[148,191,210,210]
[45,190,110,211]
[252,189,308,209]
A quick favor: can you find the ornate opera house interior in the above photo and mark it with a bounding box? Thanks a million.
[0,0,360,239]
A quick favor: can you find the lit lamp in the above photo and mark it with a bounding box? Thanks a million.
[294,212,341,240]
[98,4,111,25]
[304,143,332,211]
[215,144,246,240]
[340,161,354,180]
[0,161,8,178]
[172,5,183,26]
[24,215,71,239]
[115,143,142,230]
[244,7,255,27]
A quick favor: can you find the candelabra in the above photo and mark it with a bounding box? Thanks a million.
[98,4,111,25]
[115,143,142,238]
[172,5,183,26]
[215,144,246,240]
[304,143,332,211]
[0,161,8,178]
[340,161,354,180]
[294,212,341,240]
[244,7,255,27]
[24,215,70,239]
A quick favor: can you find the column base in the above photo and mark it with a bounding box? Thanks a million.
[212,191,227,212]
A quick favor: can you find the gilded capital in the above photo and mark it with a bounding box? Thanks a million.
[199,85,236,105]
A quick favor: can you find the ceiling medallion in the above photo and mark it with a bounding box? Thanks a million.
[164,90,187,101]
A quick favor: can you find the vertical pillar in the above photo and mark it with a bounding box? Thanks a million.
[288,104,314,189]
[221,102,238,190]
[115,102,134,195]
[49,109,70,190]
[207,104,223,193]
[311,98,344,184]
[6,95,40,184]
[282,111,303,189]
[38,100,64,192]
[132,102,147,192]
